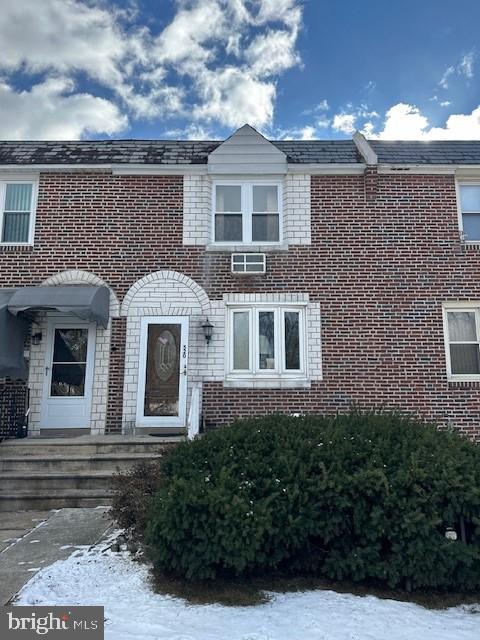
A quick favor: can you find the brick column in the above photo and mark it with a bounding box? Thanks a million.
[105,317,127,434]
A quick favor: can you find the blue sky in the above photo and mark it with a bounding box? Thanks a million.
[0,0,479,140]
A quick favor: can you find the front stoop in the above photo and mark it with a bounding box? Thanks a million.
[0,435,183,511]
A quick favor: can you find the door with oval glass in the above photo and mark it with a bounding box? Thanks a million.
[136,316,189,427]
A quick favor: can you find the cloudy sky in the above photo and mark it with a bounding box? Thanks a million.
[1,0,479,140]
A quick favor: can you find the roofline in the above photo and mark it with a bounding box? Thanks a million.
[0,162,366,175]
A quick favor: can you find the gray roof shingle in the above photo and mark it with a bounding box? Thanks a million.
[370,141,480,165]
[0,138,479,166]
[0,139,360,165]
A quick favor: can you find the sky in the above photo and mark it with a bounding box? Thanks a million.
[0,0,479,141]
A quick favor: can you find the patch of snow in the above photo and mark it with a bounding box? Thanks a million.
[15,546,479,640]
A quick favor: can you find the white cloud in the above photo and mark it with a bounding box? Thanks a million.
[244,29,300,76]
[0,0,129,86]
[193,67,276,128]
[372,102,480,140]
[332,113,356,135]
[0,77,127,139]
[439,49,476,89]
[0,0,304,138]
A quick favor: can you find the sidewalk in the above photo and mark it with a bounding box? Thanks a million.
[0,507,112,604]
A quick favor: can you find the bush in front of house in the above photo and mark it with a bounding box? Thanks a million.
[111,460,165,541]
[144,412,480,591]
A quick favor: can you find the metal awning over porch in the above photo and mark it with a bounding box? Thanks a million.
[0,285,110,380]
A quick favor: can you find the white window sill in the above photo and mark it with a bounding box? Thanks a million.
[0,242,33,247]
[224,377,311,389]
[447,376,480,383]
[206,243,289,253]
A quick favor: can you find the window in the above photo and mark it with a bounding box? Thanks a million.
[214,182,281,244]
[228,306,305,378]
[458,184,480,242]
[0,178,37,244]
[444,306,480,379]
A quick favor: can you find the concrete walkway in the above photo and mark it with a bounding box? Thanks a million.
[0,507,112,604]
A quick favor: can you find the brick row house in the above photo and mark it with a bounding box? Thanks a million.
[1,124,480,440]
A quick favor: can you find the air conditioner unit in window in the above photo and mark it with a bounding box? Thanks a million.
[231,253,266,275]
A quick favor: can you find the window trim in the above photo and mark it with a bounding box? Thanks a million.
[443,302,480,381]
[212,180,283,246]
[456,180,480,244]
[226,303,307,382]
[0,175,38,246]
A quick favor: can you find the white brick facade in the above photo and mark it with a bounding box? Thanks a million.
[183,175,212,245]
[283,174,311,245]
[27,270,120,435]
[182,174,311,246]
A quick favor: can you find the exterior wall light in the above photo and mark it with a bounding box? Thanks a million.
[31,332,43,346]
[202,318,214,344]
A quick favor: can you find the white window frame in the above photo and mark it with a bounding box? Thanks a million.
[212,180,283,246]
[226,303,306,382]
[0,175,38,246]
[443,302,480,381]
[456,180,480,244]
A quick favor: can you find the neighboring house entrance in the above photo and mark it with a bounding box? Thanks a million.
[136,316,189,428]
[40,319,96,429]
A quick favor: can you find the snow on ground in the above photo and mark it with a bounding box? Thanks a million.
[16,544,479,640]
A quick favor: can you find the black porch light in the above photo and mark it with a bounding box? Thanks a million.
[202,318,214,344]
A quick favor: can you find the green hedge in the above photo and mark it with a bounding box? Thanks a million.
[145,413,480,590]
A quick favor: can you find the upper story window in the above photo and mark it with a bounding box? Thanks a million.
[443,306,480,379]
[0,178,37,245]
[213,182,281,244]
[458,184,480,242]
[227,305,305,379]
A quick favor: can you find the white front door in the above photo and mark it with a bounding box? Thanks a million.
[136,316,189,427]
[40,319,96,429]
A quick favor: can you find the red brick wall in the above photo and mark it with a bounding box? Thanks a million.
[105,317,126,433]
[1,170,480,437]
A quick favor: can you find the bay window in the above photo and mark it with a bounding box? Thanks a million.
[214,182,281,244]
[444,306,480,379]
[228,306,305,379]
[0,178,37,245]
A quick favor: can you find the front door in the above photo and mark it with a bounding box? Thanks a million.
[40,320,96,429]
[136,316,189,427]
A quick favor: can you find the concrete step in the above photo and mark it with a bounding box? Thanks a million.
[0,435,183,457]
[0,452,163,473]
[0,490,113,512]
[0,471,116,493]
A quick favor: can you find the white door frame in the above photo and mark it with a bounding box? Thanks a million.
[136,316,189,428]
[40,318,96,429]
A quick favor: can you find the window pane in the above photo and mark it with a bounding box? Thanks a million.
[462,213,480,241]
[215,214,242,242]
[460,185,480,212]
[253,186,278,212]
[216,185,241,212]
[285,311,300,369]
[259,311,275,369]
[450,344,480,374]
[5,183,32,211]
[2,211,30,242]
[252,214,279,242]
[233,312,249,370]
[51,364,86,396]
[53,328,88,363]
[447,312,477,341]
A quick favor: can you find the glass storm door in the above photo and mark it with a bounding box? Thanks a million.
[136,317,189,427]
[40,320,96,429]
